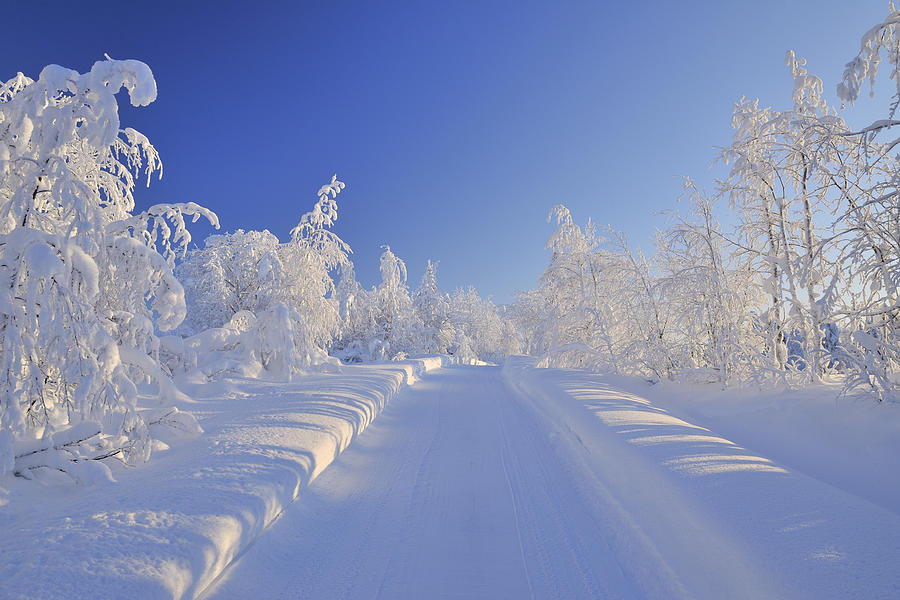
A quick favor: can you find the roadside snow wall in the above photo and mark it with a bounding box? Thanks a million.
[501,356,900,600]
[0,357,445,599]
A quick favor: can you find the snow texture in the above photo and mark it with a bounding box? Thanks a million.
[2,358,899,598]
[207,360,900,599]
[503,358,900,599]
[0,358,443,599]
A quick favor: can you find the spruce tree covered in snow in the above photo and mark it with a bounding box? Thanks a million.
[371,246,422,360]
[413,260,453,355]
[0,59,215,481]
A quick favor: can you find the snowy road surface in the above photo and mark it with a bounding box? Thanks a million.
[204,363,900,599]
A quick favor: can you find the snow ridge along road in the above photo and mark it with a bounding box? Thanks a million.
[208,360,900,600]
[0,358,443,600]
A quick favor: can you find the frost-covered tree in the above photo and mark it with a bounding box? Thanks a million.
[177,176,350,378]
[607,230,677,380]
[721,52,864,382]
[831,7,900,399]
[371,246,422,359]
[0,59,215,481]
[178,229,282,334]
[522,205,624,372]
[281,175,351,351]
[413,260,453,355]
[331,261,377,362]
[837,4,900,132]
[655,182,761,385]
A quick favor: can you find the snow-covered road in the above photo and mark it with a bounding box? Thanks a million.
[206,363,900,600]
[205,365,644,598]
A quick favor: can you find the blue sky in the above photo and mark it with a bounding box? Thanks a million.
[4,1,893,303]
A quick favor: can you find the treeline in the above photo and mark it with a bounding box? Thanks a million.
[513,38,900,401]
[3,8,900,483]
[172,192,523,376]
[0,56,520,481]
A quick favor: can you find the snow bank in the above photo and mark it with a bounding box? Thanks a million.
[0,358,444,599]
[617,374,900,519]
[502,357,900,599]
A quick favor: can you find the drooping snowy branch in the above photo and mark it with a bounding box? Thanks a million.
[0,58,213,480]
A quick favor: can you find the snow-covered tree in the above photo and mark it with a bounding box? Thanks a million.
[654,182,760,385]
[522,205,624,372]
[178,229,282,334]
[177,176,350,378]
[0,59,215,481]
[413,260,453,355]
[281,175,351,351]
[832,8,900,399]
[720,52,866,382]
[331,261,377,362]
[371,246,422,359]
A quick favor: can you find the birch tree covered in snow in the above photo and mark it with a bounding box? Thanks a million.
[0,59,216,481]
[516,27,900,400]
[522,205,624,372]
[718,51,892,385]
[654,182,759,385]
[833,5,900,399]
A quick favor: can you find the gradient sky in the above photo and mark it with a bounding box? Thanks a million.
[3,1,893,303]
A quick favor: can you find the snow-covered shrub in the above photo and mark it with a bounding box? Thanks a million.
[178,229,283,334]
[178,176,349,378]
[448,287,518,364]
[0,59,214,480]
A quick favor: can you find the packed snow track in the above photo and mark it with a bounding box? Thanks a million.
[205,365,631,598]
[204,364,900,599]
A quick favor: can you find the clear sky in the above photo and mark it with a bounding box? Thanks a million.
[3,1,893,303]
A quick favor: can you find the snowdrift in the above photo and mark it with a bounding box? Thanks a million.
[502,357,900,599]
[0,357,445,600]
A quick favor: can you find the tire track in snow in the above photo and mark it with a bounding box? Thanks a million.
[209,365,787,599]
[496,416,534,600]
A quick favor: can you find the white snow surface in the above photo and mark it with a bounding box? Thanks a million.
[2,356,900,599]
[0,357,444,600]
[204,358,900,599]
